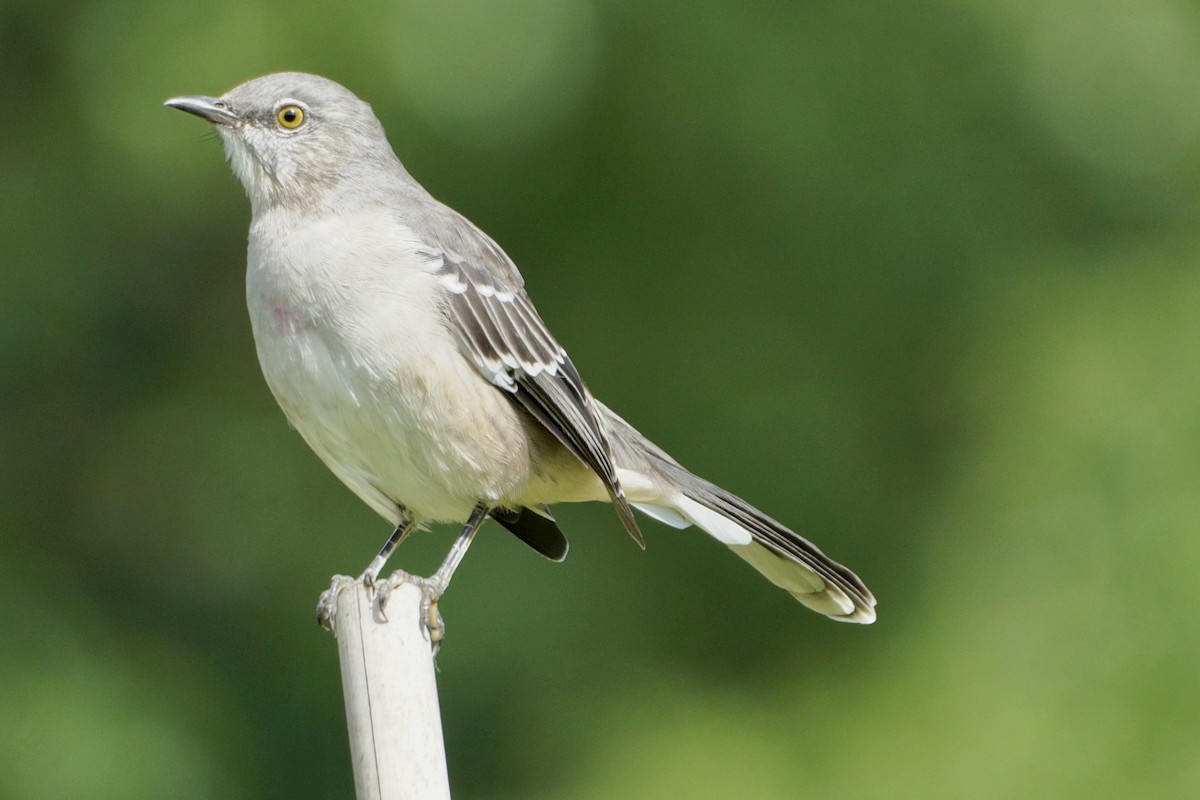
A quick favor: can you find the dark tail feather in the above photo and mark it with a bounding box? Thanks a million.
[693,485,876,622]
[491,505,569,562]
[597,401,876,622]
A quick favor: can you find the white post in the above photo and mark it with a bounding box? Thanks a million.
[325,579,452,800]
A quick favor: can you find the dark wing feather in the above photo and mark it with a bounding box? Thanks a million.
[433,249,644,547]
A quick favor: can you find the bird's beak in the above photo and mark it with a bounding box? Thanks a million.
[164,95,239,125]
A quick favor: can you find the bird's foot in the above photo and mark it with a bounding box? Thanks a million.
[316,574,357,633]
[374,571,447,654]
[360,553,388,590]
[316,568,449,652]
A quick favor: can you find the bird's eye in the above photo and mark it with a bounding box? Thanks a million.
[276,105,305,129]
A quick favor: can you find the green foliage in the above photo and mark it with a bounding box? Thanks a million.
[4,0,1200,797]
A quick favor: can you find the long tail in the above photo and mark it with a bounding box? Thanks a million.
[601,405,876,623]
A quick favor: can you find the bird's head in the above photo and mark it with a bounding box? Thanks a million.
[166,72,400,212]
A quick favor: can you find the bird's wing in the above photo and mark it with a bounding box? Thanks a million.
[424,239,644,547]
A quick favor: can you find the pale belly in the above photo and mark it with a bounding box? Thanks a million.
[243,208,609,524]
[249,296,548,525]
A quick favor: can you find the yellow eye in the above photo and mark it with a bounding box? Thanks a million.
[276,105,305,129]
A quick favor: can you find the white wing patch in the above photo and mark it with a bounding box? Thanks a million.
[439,270,468,294]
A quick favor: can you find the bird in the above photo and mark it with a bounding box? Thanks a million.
[164,72,876,637]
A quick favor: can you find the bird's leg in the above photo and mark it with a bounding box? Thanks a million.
[362,510,419,587]
[316,510,417,632]
[378,502,490,649]
[423,502,490,597]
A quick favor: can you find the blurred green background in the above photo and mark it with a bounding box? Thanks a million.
[4,0,1200,797]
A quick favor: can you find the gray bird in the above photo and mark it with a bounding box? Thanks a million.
[165,72,876,632]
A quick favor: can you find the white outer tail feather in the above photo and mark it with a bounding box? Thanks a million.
[629,491,876,624]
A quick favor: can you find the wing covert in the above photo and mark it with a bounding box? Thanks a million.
[434,252,644,546]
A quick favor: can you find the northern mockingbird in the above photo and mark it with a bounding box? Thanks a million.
[165,72,876,633]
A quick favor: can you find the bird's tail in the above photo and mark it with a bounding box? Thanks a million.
[601,405,876,623]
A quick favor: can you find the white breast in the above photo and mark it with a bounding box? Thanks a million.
[244,206,534,524]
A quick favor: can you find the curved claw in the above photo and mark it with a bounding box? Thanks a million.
[316,574,357,634]
[421,594,445,655]
[372,571,445,652]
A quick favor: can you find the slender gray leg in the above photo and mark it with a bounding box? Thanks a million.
[361,511,419,586]
[423,502,489,598]
[379,502,490,649]
[317,509,417,631]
